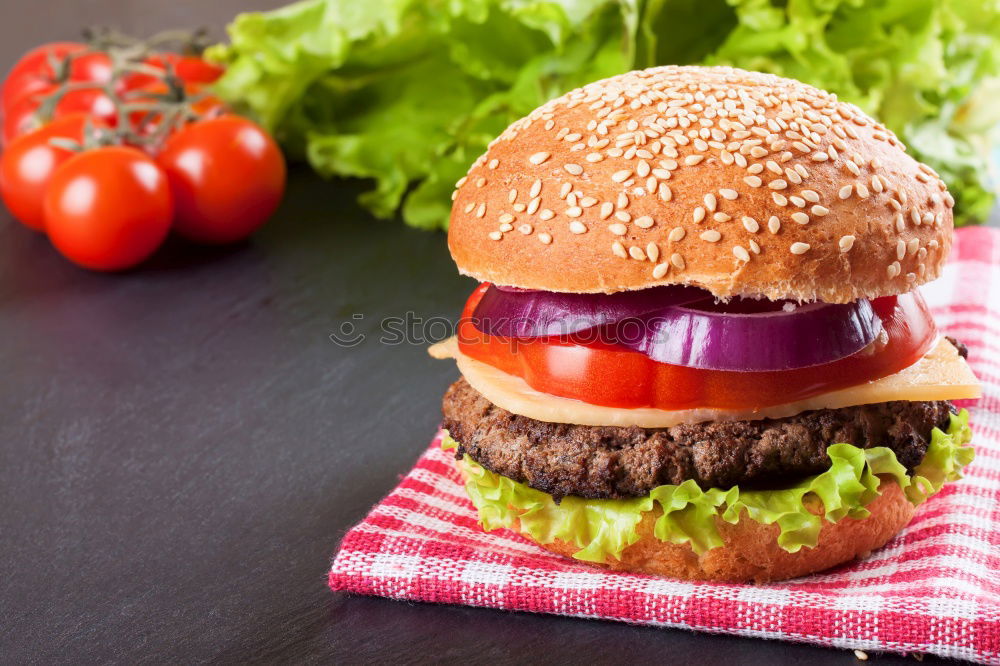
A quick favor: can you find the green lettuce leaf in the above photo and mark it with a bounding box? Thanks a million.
[209,0,1000,228]
[443,409,973,563]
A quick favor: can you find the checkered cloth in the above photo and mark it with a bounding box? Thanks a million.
[330,226,1000,664]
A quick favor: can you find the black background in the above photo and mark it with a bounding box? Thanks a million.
[2,2,991,663]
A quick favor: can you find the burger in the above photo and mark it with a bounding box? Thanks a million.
[429,66,981,583]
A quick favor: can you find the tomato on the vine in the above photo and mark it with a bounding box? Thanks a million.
[43,146,172,271]
[456,283,937,411]
[156,115,285,244]
[2,85,117,146]
[122,53,224,91]
[2,42,112,111]
[125,81,225,141]
[0,113,107,231]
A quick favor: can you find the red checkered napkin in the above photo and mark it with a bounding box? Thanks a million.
[330,227,1000,664]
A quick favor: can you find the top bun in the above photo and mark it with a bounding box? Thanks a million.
[447,66,953,302]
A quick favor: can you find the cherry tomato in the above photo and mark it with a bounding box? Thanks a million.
[156,115,285,244]
[0,113,107,231]
[122,53,224,91]
[125,82,225,141]
[43,146,172,271]
[456,283,937,411]
[2,85,117,146]
[2,43,112,111]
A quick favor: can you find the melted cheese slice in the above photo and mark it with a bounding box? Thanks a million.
[429,337,981,427]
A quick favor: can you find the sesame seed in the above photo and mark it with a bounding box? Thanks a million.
[488,159,499,169]
[617,193,629,209]
[652,262,669,279]
[772,192,788,206]
[635,215,654,229]
[565,206,583,218]
[670,252,686,270]
[896,239,906,260]
[767,216,781,234]
[887,261,901,278]
[810,151,829,161]
[720,150,734,165]
[693,207,706,223]
[802,189,820,203]
[564,163,583,175]
[713,212,731,222]
[769,179,788,190]
[811,205,829,216]
[658,183,673,201]
[518,224,533,235]
[476,177,487,188]
[907,238,919,255]
[599,202,614,219]
[910,209,921,225]
[456,176,468,188]
[529,152,550,165]
[791,212,810,225]
[742,217,760,233]
[704,193,717,212]
[748,163,764,174]
[475,203,487,218]
[668,226,686,242]
[766,160,782,174]
[580,197,597,208]
[560,182,572,198]
[629,246,647,261]
[700,230,721,242]
[790,242,811,255]
[749,146,768,158]
[499,213,515,224]
[684,154,704,166]
[569,221,587,234]
[611,241,627,258]
[839,235,855,252]
[615,211,631,223]
[844,160,860,176]
[838,184,853,199]
[538,232,552,245]
[529,179,542,198]
[463,202,475,214]
[608,223,627,235]
[856,183,869,198]
[719,188,738,200]
[527,197,541,215]
[744,176,762,187]
[612,170,632,183]
[789,196,806,208]
[749,239,761,254]
[539,209,554,221]
[488,231,502,241]
[854,649,869,661]
[895,213,905,232]
[647,243,660,262]
[922,211,934,225]
[733,245,750,262]
[499,223,513,232]
[636,160,651,177]
[586,152,603,163]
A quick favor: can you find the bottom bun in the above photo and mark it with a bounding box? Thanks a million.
[524,479,913,583]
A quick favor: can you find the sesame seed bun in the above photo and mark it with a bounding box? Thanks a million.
[448,66,953,302]
[537,477,914,583]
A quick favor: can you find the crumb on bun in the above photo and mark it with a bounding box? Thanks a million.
[448,66,953,302]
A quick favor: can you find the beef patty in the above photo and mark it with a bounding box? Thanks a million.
[442,378,955,500]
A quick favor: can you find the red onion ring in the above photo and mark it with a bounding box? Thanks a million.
[617,297,883,372]
[471,284,708,337]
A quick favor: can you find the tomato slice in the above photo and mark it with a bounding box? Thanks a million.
[456,283,937,411]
